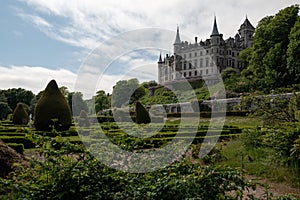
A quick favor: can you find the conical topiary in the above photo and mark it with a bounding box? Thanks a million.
[12,103,29,125]
[135,101,151,124]
[78,110,90,127]
[34,80,72,131]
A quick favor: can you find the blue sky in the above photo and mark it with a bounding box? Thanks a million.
[0,0,297,98]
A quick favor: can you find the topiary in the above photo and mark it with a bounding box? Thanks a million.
[135,101,151,124]
[12,103,29,125]
[34,80,72,131]
[78,110,90,127]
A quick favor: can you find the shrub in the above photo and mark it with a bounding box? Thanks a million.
[135,101,151,124]
[12,103,29,125]
[0,102,12,120]
[78,110,90,127]
[7,143,24,154]
[0,136,35,149]
[34,80,72,131]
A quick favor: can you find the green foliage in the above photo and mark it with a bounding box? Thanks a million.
[94,90,110,113]
[7,143,24,154]
[111,78,145,107]
[34,80,72,131]
[68,92,88,116]
[287,16,300,84]
[12,103,29,125]
[0,136,35,149]
[3,88,35,111]
[0,138,256,199]
[78,110,90,127]
[238,5,299,92]
[135,101,151,124]
[0,102,12,120]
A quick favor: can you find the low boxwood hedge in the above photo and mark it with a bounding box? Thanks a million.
[7,143,24,154]
[0,136,35,149]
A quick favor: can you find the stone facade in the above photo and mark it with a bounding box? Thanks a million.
[158,16,255,85]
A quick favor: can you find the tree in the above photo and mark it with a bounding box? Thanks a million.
[12,103,29,125]
[0,102,12,120]
[94,90,110,114]
[111,79,145,108]
[68,92,88,116]
[242,5,299,91]
[34,80,72,131]
[4,88,35,111]
[287,16,300,83]
[135,101,151,124]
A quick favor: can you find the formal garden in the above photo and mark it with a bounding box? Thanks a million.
[1,5,300,199]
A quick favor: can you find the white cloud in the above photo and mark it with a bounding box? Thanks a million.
[0,64,156,99]
[19,0,297,50]
[7,1,297,98]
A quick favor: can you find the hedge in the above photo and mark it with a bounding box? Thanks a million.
[7,143,24,154]
[0,136,35,149]
[167,111,250,118]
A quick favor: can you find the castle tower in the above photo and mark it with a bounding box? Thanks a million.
[238,16,255,48]
[210,16,221,46]
[210,16,222,73]
[157,52,164,84]
[173,26,181,54]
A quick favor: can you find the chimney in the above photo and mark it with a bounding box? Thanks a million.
[195,37,198,43]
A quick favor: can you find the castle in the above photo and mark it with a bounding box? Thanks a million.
[157,16,255,85]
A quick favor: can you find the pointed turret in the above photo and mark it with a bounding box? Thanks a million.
[174,26,181,44]
[240,16,255,30]
[211,16,220,36]
[158,52,163,63]
[173,26,181,53]
[238,16,255,48]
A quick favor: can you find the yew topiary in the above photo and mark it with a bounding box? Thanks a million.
[12,103,29,125]
[135,101,151,124]
[34,80,72,131]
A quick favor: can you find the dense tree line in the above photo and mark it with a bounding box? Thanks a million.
[226,5,300,93]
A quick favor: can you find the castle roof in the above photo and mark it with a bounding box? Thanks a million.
[240,16,255,30]
[174,26,181,44]
[211,16,220,36]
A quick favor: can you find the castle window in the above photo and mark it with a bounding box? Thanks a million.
[194,71,197,76]
[232,52,235,57]
[205,58,209,67]
[194,52,197,57]
[189,63,192,69]
[189,71,192,76]
[189,53,192,58]
[194,59,197,67]
[200,59,203,68]
[206,50,209,54]
[200,51,203,56]
[183,72,186,77]
[200,70,202,75]
[206,69,209,74]
[184,61,187,70]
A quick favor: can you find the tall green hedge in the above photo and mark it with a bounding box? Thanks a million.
[34,80,72,131]
[12,103,29,125]
[135,101,151,124]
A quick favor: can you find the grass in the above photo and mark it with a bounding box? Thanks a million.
[220,139,300,188]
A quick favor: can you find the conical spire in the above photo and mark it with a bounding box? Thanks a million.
[211,16,219,36]
[174,26,181,44]
[158,52,163,63]
[242,16,254,29]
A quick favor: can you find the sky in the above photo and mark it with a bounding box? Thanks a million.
[0,0,298,98]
